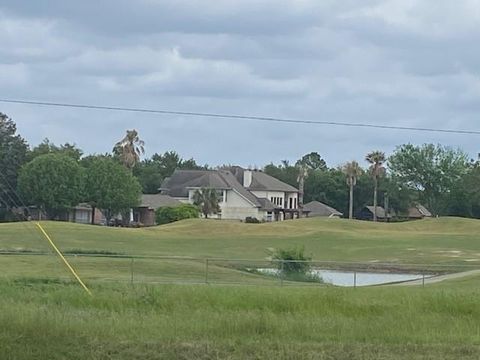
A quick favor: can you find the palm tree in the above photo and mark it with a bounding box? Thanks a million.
[192,188,220,218]
[342,161,362,220]
[113,129,145,169]
[365,151,386,222]
[296,162,308,216]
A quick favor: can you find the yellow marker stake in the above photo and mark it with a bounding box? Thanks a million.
[35,222,92,296]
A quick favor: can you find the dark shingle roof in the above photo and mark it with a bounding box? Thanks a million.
[248,171,298,192]
[139,194,181,209]
[256,198,279,211]
[365,206,390,219]
[303,201,342,217]
[162,169,261,207]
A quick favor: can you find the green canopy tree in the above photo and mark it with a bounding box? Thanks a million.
[192,187,220,218]
[134,151,202,194]
[28,138,83,161]
[298,152,327,171]
[18,154,84,218]
[389,144,469,215]
[83,156,142,223]
[0,113,29,212]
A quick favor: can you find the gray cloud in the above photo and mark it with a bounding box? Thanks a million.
[1,0,480,169]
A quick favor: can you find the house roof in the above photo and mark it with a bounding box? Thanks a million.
[248,171,298,192]
[408,204,433,218]
[162,169,261,207]
[303,201,343,217]
[139,194,181,209]
[256,197,279,212]
[365,206,390,219]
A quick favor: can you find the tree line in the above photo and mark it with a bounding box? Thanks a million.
[1,111,479,223]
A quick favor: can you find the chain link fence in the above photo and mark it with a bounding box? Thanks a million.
[1,251,479,287]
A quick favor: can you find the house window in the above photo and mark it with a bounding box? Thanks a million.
[216,190,225,203]
[289,198,293,209]
[294,198,297,209]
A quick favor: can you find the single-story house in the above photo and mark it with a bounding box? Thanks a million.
[357,206,392,222]
[16,204,105,224]
[160,167,305,222]
[68,203,105,224]
[408,204,433,219]
[303,201,343,218]
[132,194,182,226]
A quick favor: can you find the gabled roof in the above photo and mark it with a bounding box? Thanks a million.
[365,206,390,219]
[162,169,261,207]
[303,201,342,217]
[248,171,298,192]
[139,194,181,209]
[408,204,433,218]
[162,170,230,198]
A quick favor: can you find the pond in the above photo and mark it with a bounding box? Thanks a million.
[256,268,430,287]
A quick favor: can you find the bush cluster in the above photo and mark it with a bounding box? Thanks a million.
[155,204,199,225]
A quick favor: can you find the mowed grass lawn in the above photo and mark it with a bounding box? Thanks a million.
[1,218,480,359]
[1,217,480,264]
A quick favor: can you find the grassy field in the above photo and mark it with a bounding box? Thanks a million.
[1,217,480,264]
[1,218,480,359]
[1,279,479,360]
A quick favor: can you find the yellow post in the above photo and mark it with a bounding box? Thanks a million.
[35,222,92,296]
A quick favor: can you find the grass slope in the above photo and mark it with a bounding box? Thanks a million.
[1,217,480,263]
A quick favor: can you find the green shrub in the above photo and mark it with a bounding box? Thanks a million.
[270,246,312,274]
[245,216,260,223]
[155,204,199,225]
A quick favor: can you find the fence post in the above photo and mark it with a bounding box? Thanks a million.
[130,257,134,285]
[205,258,209,284]
[353,271,357,289]
[280,260,284,287]
[422,272,425,288]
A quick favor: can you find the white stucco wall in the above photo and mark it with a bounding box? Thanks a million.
[285,192,299,209]
[220,189,259,220]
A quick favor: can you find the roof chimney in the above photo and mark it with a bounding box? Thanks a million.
[243,170,252,187]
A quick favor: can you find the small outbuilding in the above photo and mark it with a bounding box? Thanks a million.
[357,206,392,222]
[303,201,343,218]
[133,194,182,226]
[408,204,433,219]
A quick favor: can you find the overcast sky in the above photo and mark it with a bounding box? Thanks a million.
[1,0,480,168]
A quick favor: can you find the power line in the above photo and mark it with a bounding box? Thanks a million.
[1,98,480,135]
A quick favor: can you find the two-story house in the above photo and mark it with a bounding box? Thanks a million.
[160,167,302,221]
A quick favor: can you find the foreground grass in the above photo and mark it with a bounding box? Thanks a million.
[1,217,480,265]
[1,280,479,359]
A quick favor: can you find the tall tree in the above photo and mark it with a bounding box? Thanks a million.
[18,154,84,219]
[342,161,363,220]
[389,144,468,215]
[29,139,83,161]
[192,188,220,218]
[296,152,327,213]
[83,156,141,224]
[0,113,28,211]
[134,151,202,194]
[298,152,327,171]
[113,129,145,169]
[296,163,308,213]
[365,151,386,222]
